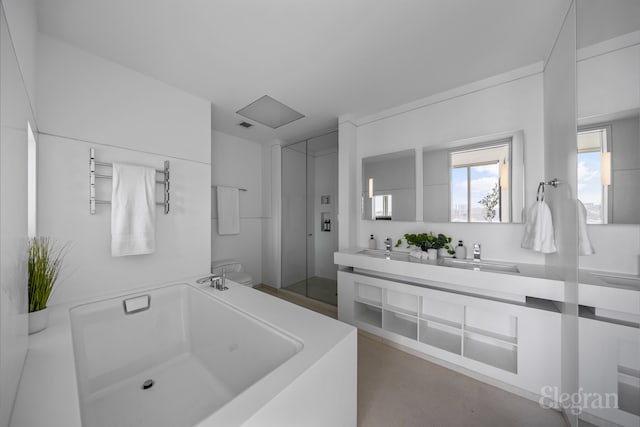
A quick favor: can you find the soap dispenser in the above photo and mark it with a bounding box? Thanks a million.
[368,234,377,249]
[455,240,466,259]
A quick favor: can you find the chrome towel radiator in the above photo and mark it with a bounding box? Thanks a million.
[89,148,170,215]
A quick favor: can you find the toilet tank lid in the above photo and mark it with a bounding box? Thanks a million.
[211,259,242,271]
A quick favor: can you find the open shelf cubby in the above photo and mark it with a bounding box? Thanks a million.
[383,310,418,340]
[618,366,640,416]
[463,332,517,373]
[465,306,518,345]
[419,320,462,355]
[354,301,382,328]
[384,290,419,317]
[421,298,464,329]
[355,283,383,307]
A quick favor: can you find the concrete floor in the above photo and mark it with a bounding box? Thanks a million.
[358,333,567,427]
[283,276,337,306]
[255,284,567,427]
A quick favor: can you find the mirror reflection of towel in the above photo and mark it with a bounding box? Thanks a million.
[577,199,595,256]
[217,186,240,235]
[521,201,557,253]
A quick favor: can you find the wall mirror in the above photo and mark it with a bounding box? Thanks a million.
[576,1,640,224]
[361,149,416,221]
[423,133,525,223]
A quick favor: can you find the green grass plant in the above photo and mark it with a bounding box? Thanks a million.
[28,237,66,313]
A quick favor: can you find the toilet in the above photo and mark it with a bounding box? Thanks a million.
[210,259,254,287]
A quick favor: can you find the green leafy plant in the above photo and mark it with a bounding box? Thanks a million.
[28,237,66,313]
[395,232,455,254]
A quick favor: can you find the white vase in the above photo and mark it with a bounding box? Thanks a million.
[438,248,452,258]
[426,249,438,260]
[28,308,49,335]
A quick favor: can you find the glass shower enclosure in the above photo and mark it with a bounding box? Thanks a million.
[281,132,338,306]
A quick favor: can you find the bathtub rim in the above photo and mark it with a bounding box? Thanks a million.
[11,274,356,427]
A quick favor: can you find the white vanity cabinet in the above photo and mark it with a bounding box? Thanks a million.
[338,270,562,398]
[579,317,640,427]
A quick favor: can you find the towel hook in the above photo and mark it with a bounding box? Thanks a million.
[537,178,560,201]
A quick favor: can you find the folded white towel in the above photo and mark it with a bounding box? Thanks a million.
[111,163,156,257]
[217,186,240,235]
[577,199,595,256]
[521,200,557,253]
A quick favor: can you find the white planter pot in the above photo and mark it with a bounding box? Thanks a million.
[426,249,438,260]
[438,248,452,258]
[28,308,49,335]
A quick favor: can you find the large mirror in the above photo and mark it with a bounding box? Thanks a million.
[423,133,525,223]
[362,149,416,221]
[576,2,640,224]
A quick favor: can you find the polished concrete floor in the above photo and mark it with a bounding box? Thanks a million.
[255,285,567,427]
[358,333,566,427]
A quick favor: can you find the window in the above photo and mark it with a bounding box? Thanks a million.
[27,121,37,238]
[450,143,510,223]
[577,126,609,224]
[372,194,392,220]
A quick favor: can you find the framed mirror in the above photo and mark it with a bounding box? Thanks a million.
[423,132,525,223]
[361,149,416,221]
[576,2,640,225]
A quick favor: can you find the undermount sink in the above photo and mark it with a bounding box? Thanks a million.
[357,249,411,262]
[591,273,640,289]
[441,258,520,274]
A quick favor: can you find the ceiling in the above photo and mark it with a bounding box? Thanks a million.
[36,0,571,144]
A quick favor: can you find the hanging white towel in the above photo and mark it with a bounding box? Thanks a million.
[521,200,557,253]
[577,199,595,256]
[217,186,240,235]
[111,163,156,256]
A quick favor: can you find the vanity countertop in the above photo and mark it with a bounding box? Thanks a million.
[578,269,640,315]
[335,248,566,302]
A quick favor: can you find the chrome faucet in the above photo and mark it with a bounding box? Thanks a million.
[473,243,481,261]
[195,273,227,291]
[384,237,392,258]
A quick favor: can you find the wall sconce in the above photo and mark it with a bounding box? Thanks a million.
[499,160,508,190]
[601,151,611,186]
[368,178,374,198]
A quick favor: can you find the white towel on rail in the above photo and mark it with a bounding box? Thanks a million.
[521,200,557,253]
[577,199,595,256]
[217,186,240,235]
[111,163,156,256]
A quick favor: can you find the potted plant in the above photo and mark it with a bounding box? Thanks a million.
[395,232,455,259]
[28,237,66,334]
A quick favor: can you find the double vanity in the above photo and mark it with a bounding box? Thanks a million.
[335,248,640,426]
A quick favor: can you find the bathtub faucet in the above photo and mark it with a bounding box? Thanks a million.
[196,274,227,291]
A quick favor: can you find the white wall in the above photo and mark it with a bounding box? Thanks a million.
[0,2,35,425]
[348,66,546,265]
[211,130,263,284]
[36,34,211,304]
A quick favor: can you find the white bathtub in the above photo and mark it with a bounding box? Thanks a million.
[69,283,303,427]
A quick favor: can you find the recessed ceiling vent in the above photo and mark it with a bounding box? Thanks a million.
[236,95,305,129]
[238,121,253,128]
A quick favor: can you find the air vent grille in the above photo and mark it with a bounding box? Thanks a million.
[238,121,253,128]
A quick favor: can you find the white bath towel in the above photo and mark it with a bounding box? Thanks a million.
[111,163,156,256]
[521,200,557,253]
[217,186,240,235]
[577,199,595,256]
